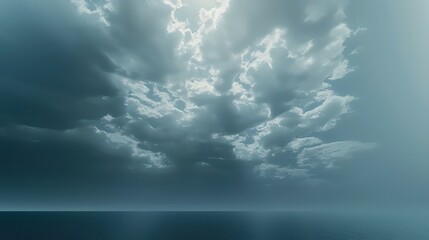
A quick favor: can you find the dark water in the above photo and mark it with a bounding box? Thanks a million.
[0,211,428,240]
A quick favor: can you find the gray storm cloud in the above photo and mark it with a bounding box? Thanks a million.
[0,0,377,207]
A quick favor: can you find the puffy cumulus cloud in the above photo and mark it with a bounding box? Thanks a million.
[0,0,374,193]
[0,0,180,172]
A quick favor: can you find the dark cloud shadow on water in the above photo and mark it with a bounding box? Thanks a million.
[1,211,429,240]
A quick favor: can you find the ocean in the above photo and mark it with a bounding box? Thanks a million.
[0,211,428,239]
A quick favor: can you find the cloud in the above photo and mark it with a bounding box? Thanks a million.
[287,137,322,152]
[297,141,377,168]
[255,163,308,179]
[0,0,374,194]
[0,0,123,129]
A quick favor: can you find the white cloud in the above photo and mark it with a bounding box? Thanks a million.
[94,126,170,169]
[65,0,374,178]
[287,137,322,152]
[255,163,308,179]
[297,141,377,168]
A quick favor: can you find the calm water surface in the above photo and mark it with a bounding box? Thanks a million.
[0,211,428,240]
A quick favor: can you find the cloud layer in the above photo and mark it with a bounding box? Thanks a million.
[0,0,374,200]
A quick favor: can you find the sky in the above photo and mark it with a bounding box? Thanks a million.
[0,0,428,211]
